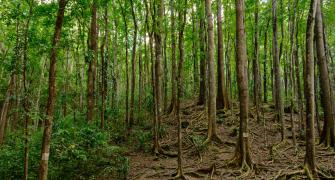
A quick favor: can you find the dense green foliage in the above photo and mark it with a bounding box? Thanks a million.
[0,117,129,179]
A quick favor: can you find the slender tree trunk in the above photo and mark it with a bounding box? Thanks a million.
[198,1,206,106]
[119,0,129,127]
[163,23,168,112]
[175,1,186,177]
[234,0,253,168]
[112,9,118,109]
[100,3,109,129]
[138,39,143,112]
[253,0,260,122]
[217,0,229,110]
[192,7,199,94]
[263,20,270,103]
[129,0,137,127]
[272,0,284,140]
[315,0,335,147]
[295,18,304,135]
[38,0,67,179]
[289,0,297,148]
[87,0,98,122]
[23,2,33,178]
[304,0,317,177]
[168,0,177,114]
[153,0,164,154]
[205,0,220,144]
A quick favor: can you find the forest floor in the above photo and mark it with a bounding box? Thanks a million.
[126,100,335,179]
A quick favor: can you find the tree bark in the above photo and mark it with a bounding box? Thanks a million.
[175,1,187,177]
[23,2,33,178]
[87,0,98,122]
[153,0,164,154]
[272,0,284,140]
[130,0,137,127]
[119,0,129,127]
[315,0,334,147]
[253,0,260,122]
[38,0,67,179]
[217,0,229,110]
[263,19,270,103]
[304,0,317,177]
[168,0,177,114]
[198,2,206,106]
[205,0,219,143]
[234,0,253,168]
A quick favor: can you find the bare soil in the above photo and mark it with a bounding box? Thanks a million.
[127,100,335,179]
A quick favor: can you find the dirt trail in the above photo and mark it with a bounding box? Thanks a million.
[128,100,335,179]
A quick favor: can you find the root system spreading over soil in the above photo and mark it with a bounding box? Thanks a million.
[128,100,335,179]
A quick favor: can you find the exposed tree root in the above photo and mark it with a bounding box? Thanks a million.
[273,165,334,180]
[203,134,224,146]
[172,169,186,180]
[152,145,178,157]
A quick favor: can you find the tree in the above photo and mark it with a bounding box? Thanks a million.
[315,0,335,147]
[198,1,206,106]
[233,0,253,168]
[217,0,229,110]
[87,0,98,122]
[175,1,187,178]
[153,0,164,154]
[304,0,317,177]
[204,0,221,144]
[263,19,270,103]
[23,1,34,179]
[119,0,130,127]
[252,0,260,122]
[272,0,284,140]
[168,0,177,114]
[129,0,137,127]
[100,1,109,129]
[38,0,68,179]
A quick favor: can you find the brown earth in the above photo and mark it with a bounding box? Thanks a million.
[127,100,335,179]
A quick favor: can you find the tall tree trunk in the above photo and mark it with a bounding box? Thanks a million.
[288,0,297,148]
[295,18,304,136]
[198,2,206,106]
[175,1,187,177]
[100,3,109,129]
[217,0,229,110]
[168,0,177,114]
[87,0,98,122]
[205,0,220,144]
[23,2,33,178]
[119,0,129,127]
[315,0,334,147]
[192,7,199,94]
[112,8,118,109]
[234,0,253,168]
[253,0,260,122]
[263,20,270,103]
[130,0,137,127]
[304,0,317,177]
[138,39,143,112]
[153,0,164,154]
[163,22,168,112]
[272,0,284,140]
[38,0,67,179]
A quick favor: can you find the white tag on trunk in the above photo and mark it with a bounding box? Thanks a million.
[243,133,248,138]
[42,153,49,161]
